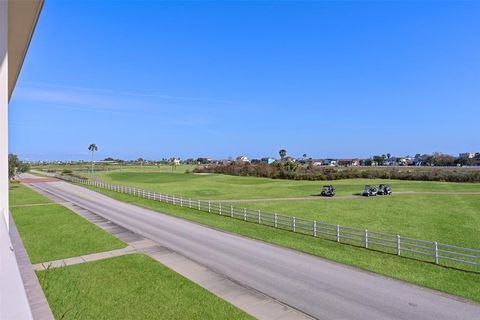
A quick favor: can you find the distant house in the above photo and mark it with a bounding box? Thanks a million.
[459,152,475,159]
[311,159,324,166]
[173,159,180,165]
[323,159,337,166]
[384,157,398,166]
[236,155,250,163]
[397,157,415,166]
[470,154,480,166]
[337,159,360,167]
[261,157,276,165]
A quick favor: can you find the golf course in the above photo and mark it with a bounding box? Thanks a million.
[31,165,480,301]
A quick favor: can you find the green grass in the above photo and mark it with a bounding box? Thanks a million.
[231,195,480,248]
[85,169,480,246]
[84,168,480,200]
[38,253,253,320]
[78,185,480,302]
[9,183,126,263]
[10,183,53,206]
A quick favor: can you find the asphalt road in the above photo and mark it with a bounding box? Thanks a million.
[25,177,480,320]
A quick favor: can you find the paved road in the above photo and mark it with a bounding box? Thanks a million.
[23,177,480,320]
[208,191,480,203]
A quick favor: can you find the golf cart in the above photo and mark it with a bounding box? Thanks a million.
[362,185,378,197]
[321,185,336,197]
[377,184,392,195]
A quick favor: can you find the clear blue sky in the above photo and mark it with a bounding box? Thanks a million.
[9,1,480,161]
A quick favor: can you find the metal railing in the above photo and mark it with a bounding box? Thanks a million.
[58,175,480,270]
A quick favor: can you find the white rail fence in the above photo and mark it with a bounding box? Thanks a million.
[59,175,480,270]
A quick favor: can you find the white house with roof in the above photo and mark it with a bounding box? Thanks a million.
[236,155,250,162]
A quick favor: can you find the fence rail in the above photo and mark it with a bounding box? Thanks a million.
[58,175,480,270]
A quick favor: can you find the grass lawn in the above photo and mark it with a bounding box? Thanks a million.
[9,183,126,263]
[231,195,480,248]
[82,167,480,200]
[38,253,253,320]
[77,185,480,302]
[76,169,480,246]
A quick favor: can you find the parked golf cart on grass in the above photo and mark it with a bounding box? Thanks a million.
[362,185,378,197]
[320,185,336,197]
[377,184,392,195]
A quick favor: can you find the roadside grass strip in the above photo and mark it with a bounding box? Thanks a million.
[37,253,254,320]
[11,202,69,208]
[79,185,480,302]
[10,182,53,206]
[9,183,126,264]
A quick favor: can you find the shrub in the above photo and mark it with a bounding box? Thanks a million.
[193,163,480,183]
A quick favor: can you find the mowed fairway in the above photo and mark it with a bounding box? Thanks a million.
[84,165,480,200]
[231,196,480,248]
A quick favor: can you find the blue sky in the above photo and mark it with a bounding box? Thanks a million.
[9,1,480,161]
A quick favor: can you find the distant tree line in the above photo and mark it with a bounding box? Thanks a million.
[193,162,480,183]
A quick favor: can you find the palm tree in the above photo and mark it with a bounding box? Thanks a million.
[279,149,287,160]
[88,143,98,174]
[303,153,307,159]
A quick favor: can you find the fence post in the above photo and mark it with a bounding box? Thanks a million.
[274,213,278,228]
[365,229,368,248]
[208,201,211,213]
[189,199,192,208]
[198,200,201,210]
[243,208,247,221]
[397,235,401,255]
[336,225,340,242]
[293,217,296,232]
[219,203,222,215]
[434,241,439,264]
[258,210,261,224]
[313,221,317,237]
[230,205,233,218]
[180,198,183,207]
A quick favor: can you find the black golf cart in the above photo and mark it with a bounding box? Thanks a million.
[321,185,336,197]
[377,184,392,195]
[362,185,378,197]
